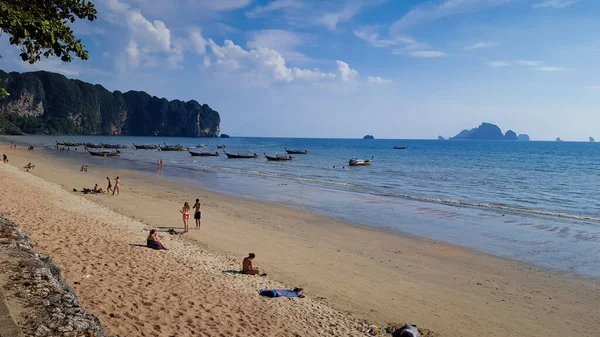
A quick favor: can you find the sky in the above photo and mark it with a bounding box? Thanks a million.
[1,0,599,140]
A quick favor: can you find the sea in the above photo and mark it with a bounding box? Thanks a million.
[10,136,600,278]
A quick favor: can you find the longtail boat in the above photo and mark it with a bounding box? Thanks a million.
[188,150,219,157]
[88,150,121,157]
[284,148,308,154]
[223,150,258,159]
[133,143,159,150]
[348,156,373,166]
[159,143,187,151]
[264,153,292,161]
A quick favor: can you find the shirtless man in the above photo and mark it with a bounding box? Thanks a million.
[242,253,260,275]
[106,177,113,193]
[193,198,202,229]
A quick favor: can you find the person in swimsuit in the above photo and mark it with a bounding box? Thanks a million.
[106,177,113,193]
[193,198,202,229]
[147,229,167,250]
[113,176,120,196]
[93,184,104,193]
[2,154,8,163]
[242,253,261,275]
[180,202,191,233]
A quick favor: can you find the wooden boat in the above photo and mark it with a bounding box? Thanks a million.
[188,150,219,157]
[88,150,120,157]
[217,145,226,149]
[133,143,159,150]
[84,143,104,149]
[264,153,292,161]
[101,143,127,149]
[348,156,374,166]
[56,141,82,147]
[393,145,408,150]
[195,144,208,148]
[223,150,258,159]
[285,148,308,154]
[159,143,187,151]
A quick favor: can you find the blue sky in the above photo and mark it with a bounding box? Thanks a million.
[1,0,599,140]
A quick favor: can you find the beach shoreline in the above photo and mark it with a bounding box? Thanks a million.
[1,143,599,336]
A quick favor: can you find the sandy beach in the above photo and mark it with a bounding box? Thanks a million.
[1,144,599,337]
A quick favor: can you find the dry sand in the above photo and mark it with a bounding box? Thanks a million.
[1,145,599,337]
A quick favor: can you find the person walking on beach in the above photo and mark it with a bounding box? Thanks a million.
[181,202,191,233]
[113,176,120,196]
[193,198,202,229]
[106,177,113,193]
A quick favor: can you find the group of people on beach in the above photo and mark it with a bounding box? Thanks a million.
[80,165,89,172]
[106,176,120,195]
[180,199,202,232]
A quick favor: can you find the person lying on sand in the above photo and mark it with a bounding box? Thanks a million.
[242,253,266,275]
[147,229,168,250]
[23,163,35,171]
[392,324,420,337]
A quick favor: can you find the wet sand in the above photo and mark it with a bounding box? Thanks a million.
[0,144,599,336]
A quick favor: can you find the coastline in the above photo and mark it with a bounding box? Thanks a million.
[1,144,599,336]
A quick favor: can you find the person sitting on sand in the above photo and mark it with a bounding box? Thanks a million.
[392,325,420,337]
[242,253,261,275]
[2,154,7,163]
[80,165,85,172]
[93,184,104,193]
[84,165,88,172]
[147,229,168,250]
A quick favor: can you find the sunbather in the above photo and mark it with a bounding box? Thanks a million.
[242,253,261,275]
[147,229,167,250]
[93,184,104,193]
[23,163,35,171]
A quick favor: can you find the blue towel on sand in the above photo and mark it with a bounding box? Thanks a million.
[259,289,301,297]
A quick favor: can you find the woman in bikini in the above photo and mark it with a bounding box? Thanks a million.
[113,176,120,196]
[180,202,191,233]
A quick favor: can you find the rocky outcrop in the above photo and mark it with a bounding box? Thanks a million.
[437,135,445,140]
[517,134,530,141]
[450,123,527,141]
[0,216,118,337]
[0,70,220,137]
[363,135,374,139]
[220,134,230,138]
[504,130,517,140]
[590,137,595,143]
[556,137,563,142]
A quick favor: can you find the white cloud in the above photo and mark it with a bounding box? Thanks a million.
[409,50,447,58]
[247,30,311,64]
[336,60,359,82]
[197,0,252,11]
[190,29,208,55]
[245,0,304,18]
[206,38,338,84]
[489,60,509,67]
[126,40,140,66]
[532,0,577,9]
[353,26,412,48]
[464,42,496,51]
[390,0,511,34]
[316,3,363,30]
[489,60,565,71]
[127,10,171,52]
[367,76,392,84]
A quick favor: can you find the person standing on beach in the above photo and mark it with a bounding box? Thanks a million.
[113,176,120,196]
[181,202,191,233]
[106,177,113,193]
[193,198,202,229]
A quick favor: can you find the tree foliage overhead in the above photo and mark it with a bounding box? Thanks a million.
[0,0,97,63]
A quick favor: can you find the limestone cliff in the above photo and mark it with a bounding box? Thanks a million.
[0,70,220,136]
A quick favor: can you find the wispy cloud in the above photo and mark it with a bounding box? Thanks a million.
[532,0,577,9]
[464,42,496,51]
[489,60,565,71]
[409,50,447,58]
[245,0,304,18]
[353,26,414,48]
[246,30,312,64]
[367,76,392,84]
[316,3,363,30]
[390,0,512,34]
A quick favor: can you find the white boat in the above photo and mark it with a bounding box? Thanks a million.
[348,156,373,166]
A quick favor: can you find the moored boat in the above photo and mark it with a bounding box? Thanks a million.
[217,145,226,149]
[264,153,292,161]
[133,143,159,150]
[284,148,308,154]
[348,156,374,166]
[188,150,219,157]
[101,143,127,149]
[159,143,188,151]
[56,141,83,147]
[83,143,103,149]
[195,144,208,148]
[223,150,258,159]
[393,145,408,150]
[88,150,121,157]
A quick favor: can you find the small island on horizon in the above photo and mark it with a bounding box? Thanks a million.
[444,122,530,141]
[363,135,374,139]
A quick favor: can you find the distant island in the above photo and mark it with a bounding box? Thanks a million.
[556,137,563,142]
[221,134,230,138]
[363,135,374,139]
[450,122,529,141]
[438,135,445,140]
[0,70,220,137]
[590,137,595,143]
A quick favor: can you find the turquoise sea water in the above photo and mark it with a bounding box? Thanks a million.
[12,136,600,278]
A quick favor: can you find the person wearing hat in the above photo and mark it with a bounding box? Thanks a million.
[392,325,420,337]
